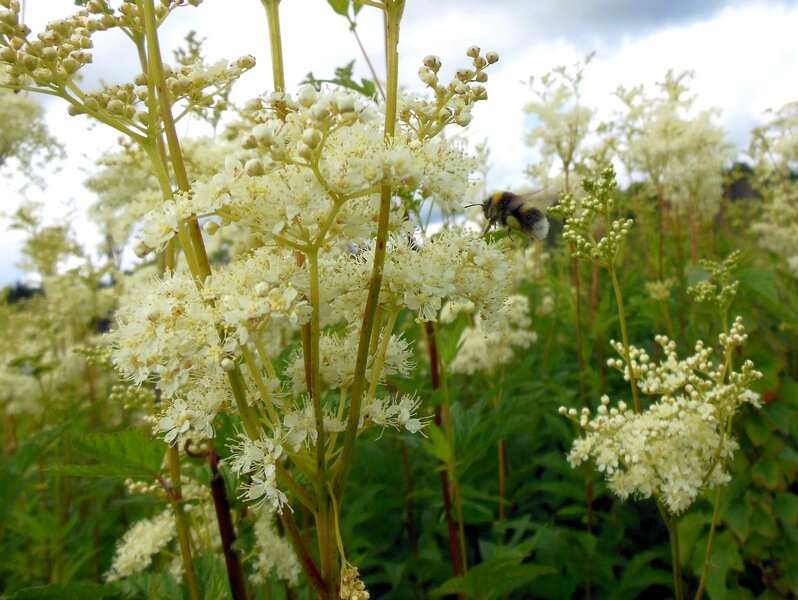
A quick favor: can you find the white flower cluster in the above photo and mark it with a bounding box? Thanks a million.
[285,329,413,394]
[135,85,479,254]
[448,294,538,375]
[105,510,175,581]
[110,248,308,391]
[249,510,301,586]
[229,432,288,512]
[562,317,762,513]
[361,393,429,435]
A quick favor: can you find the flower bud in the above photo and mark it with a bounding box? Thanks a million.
[221,357,236,372]
[296,83,317,107]
[252,122,275,145]
[455,68,474,82]
[418,67,437,86]
[255,282,269,297]
[244,158,264,176]
[334,93,355,113]
[455,110,472,127]
[423,54,441,72]
[485,51,499,64]
[310,102,329,121]
[62,56,80,74]
[466,45,480,58]
[235,54,256,69]
[0,46,15,62]
[302,127,322,148]
[107,98,124,114]
[296,141,313,161]
[203,220,220,235]
[134,240,151,258]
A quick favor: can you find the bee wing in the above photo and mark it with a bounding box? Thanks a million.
[505,191,544,213]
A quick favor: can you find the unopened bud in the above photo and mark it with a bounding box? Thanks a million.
[244,158,264,176]
[203,220,220,235]
[235,54,256,69]
[466,45,480,58]
[302,127,322,148]
[296,83,317,107]
[334,93,354,113]
[134,240,151,258]
[455,68,474,82]
[485,51,499,64]
[221,357,236,372]
[252,122,275,145]
[423,54,441,72]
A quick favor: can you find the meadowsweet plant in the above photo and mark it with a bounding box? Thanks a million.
[2,0,513,596]
[553,167,764,599]
[563,321,762,514]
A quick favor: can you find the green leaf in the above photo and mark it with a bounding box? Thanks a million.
[8,582,122,599]
[744,414,772,446]
[0,424,67,508]
[55,429,166,481]
[751,456,782,490]
[611,549,673,599]
[327,0,349,15]
[723,497,750,541]
[422,424,451,463]
[774,492,798,526]
[431,552,555,599]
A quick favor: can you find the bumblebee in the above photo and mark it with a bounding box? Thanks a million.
[468,191,549,240]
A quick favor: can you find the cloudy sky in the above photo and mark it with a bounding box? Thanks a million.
[2,0,797,285]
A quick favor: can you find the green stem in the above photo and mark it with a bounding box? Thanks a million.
[305,247,334,583]
[608,264,640,412]
[658,501,683,600]
[141,0,211,282]
[261,0,286,91]
[167,444,200,600]
[694,486,723,599]
[333,0,404,498]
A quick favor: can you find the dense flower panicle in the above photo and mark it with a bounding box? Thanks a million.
[156,376,228,444]
[360,393,429,435]
[105,510,175,581]
[562,318,762,513]
[229,432,288,512]
[250,511,301,586]
[108,271,222,398]
[284,330,413,395]
[281,402,346,452]
[202,246,311,347]
[449,295,538,375]
[134,85,479,254]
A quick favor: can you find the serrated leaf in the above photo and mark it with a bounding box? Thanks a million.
[64,429,166,480]
[432,557,555,599]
